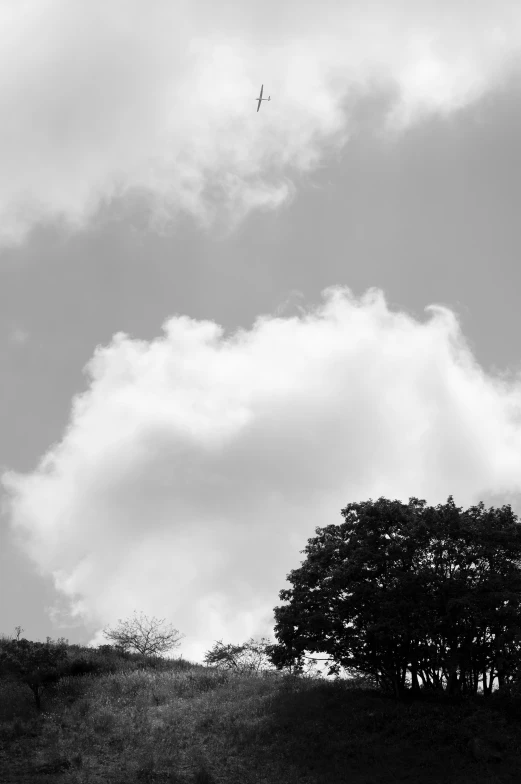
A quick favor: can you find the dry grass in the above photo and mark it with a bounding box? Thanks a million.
[1,656,521,784]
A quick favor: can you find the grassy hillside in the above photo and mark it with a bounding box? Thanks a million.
[1,643,520,784]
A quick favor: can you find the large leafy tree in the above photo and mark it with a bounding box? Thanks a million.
[266,496,521,699]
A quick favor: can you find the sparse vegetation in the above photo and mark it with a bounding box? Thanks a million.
[3,496,521,781]
[1,634,521,783]
[101,610,185,660]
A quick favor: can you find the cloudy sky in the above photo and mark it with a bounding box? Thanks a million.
[2,0,521,668]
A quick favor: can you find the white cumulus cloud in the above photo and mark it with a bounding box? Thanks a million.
[1,0,521,245]
[3,286,521,664]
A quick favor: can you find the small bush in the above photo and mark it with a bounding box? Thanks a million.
[170,657,195,672]
[189,672,229,693]
[64,657,104,678]
[193,764,217,784]
[47,674,95,707]
[91,707,116,733]
[0,717,30,740]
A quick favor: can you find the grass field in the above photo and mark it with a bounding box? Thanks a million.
[1,649,520,784]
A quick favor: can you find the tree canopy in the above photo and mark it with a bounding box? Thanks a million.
[266,496,521,699]
[101,610,184,660]
[203,637,278,675]
[0,634,69,710]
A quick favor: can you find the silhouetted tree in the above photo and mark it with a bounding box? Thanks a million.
[266,496,521,700]
[101,610,184,660]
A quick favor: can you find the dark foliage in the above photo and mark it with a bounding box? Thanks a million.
[267,495,521,700]
[0,638,69,711]
[62,657,104,678]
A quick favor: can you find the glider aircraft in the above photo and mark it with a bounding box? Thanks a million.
[256,84,271,112]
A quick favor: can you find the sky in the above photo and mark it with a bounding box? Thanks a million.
[2,0,521,672]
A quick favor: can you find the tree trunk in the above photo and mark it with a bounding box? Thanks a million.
[30,684,42,711]
[445,658,462,696]
[495,653,508,693]
[408,655,421,692]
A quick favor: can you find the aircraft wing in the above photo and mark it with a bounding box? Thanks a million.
[256,84,264,112]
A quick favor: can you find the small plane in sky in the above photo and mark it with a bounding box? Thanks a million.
[255,84,271,112]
